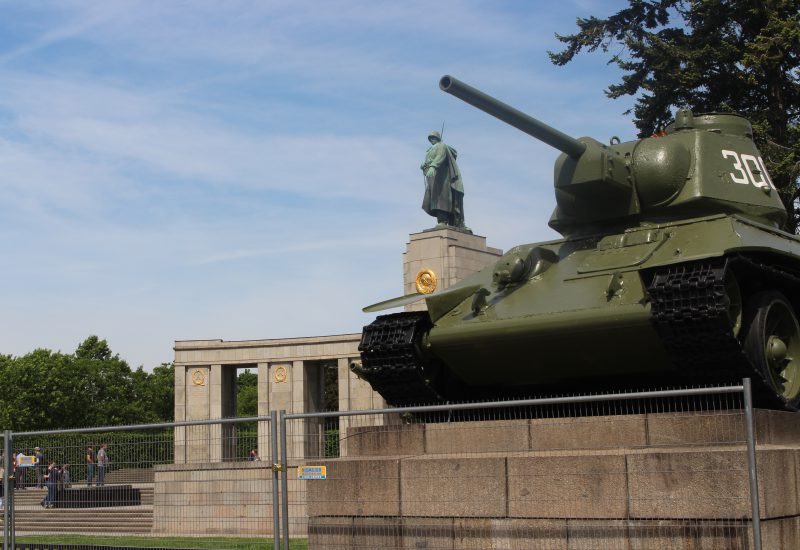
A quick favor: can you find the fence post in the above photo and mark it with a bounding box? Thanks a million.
[270,411,280,550]
[3,430,12,550]
[743,378,762,550]
[279,410,289,550]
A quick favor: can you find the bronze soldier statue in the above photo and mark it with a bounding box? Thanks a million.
[421,131,466,229]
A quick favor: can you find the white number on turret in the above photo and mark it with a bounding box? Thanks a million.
[721,150,775,189]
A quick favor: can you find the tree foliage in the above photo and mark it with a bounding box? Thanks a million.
[236,368,258,417]
[550,0,800,230]
[0,337,175,430]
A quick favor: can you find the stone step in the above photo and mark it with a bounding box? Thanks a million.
[7,524,153,527]
[11,487,154,506]
[3,517,153,524]
[12,498,155,506]
[13,486,153,494]
[14,494,153,506]
[8,511,153,517]
[16,527,153,534]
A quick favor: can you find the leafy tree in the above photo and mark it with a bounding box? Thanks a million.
[130,362,175,423]
[236,368,258,417]
[550,0,800,230]
[75,335,112,361]
[141,362,175,422]
[73,337,140,426]
[0,336,175,431]
[0,349,88,430]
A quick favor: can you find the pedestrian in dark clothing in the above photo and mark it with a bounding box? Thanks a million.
[34,447,44,488]
[42,462,59,509]
[85,446,95,486]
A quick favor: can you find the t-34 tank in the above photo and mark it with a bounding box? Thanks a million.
[354,75,800,410]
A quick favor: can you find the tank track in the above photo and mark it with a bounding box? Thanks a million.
[356,311,445,407]
[647,254,800,410]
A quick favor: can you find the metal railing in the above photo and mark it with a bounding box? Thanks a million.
[280,380,763,550]
[2,380,769,550]
[3,413,280,550]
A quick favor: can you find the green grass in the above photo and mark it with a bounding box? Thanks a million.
[16,534,307,549]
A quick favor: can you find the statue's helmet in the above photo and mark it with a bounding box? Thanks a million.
[428,131,441,142]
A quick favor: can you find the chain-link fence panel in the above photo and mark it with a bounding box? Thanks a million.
[3,415,279,550]
[280,383,786,550]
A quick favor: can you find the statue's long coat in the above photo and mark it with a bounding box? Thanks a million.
[421,142,463,216]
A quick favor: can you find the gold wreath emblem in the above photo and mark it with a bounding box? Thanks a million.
[415,268,438,294]
[274,365,288,383]
[191,369,206,386]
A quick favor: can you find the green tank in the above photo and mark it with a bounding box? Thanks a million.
[355,75,800,410]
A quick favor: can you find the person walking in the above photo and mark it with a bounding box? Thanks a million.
[42,462,59,509]
[85,446,95,487]
[96,443,108,487]
[34,447,44,488]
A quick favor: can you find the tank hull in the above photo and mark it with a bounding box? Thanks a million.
[358,214,800,408]
[428,214,798,385]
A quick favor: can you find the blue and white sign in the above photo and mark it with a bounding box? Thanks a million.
[297,465,327,480]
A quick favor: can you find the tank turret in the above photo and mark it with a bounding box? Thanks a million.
[439,75,786,236]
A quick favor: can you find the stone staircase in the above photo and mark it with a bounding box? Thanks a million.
[2,485,154,534]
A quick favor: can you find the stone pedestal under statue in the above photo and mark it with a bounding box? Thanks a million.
[403,228,502,311]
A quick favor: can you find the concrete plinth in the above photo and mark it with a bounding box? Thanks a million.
[152,462,274,536]
[305,409,800,548]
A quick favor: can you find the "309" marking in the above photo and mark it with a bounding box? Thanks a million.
[721,150,775,190]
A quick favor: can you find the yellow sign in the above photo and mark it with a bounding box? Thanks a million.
[415,268,438,294]
[17,455,35,466]
[298,465,327,480]
[274,365,288,383]
[191,369,206,386]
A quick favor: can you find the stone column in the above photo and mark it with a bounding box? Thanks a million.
[403,228,502,311]
[269,361,306,460]
[185,365,211,463]
[173,365,187,464]
[257,362,271,464]
[209,364,223,462]
[337,358,351,457]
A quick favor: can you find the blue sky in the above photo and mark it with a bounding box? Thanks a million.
[0,0,637,369]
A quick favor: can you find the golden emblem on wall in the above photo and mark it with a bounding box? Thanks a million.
[274,365,288,383]
[191,369,206,386]
[415,268,438,294]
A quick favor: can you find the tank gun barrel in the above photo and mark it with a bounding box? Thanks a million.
[439,75,586,159]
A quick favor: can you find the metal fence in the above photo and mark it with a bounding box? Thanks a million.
[2,414,281,550]
[2,380,773,550]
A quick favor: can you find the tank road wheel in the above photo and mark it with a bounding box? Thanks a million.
[742,291,800,408]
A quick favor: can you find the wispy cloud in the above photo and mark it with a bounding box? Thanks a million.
[0,0,636,369]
